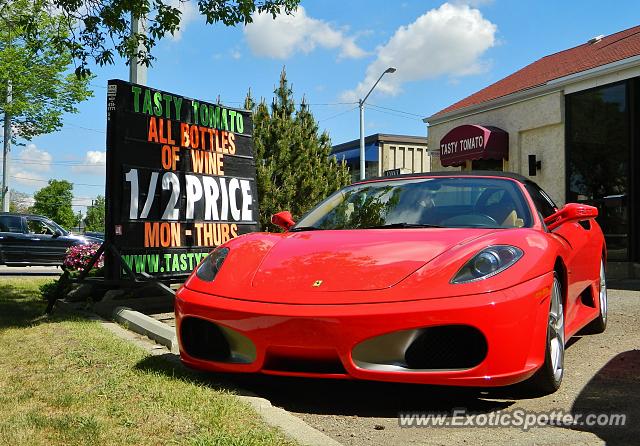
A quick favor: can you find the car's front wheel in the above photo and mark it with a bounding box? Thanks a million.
[526,272,565,394]
[584,259,607,334]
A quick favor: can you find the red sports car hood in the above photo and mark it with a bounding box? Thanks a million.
[250,229,489,292]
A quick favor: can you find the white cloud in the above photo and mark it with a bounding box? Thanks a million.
[341,2,497,101]
[19,144,52,172]
[231,49,242,60]
[8,144,52,187]
[167,0,198,41]
[244,6,367,60]
[11,170,45,188]
[340,37,367,59]
[72,150,106,175]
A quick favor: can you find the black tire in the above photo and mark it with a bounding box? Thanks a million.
[525,273,565,395]
[583,259,607,334]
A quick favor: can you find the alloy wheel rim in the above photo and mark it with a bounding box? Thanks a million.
[599,261,608,324]
[549,278,565,382]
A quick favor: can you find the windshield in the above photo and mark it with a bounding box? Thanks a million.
[48,219,69,235]
[294,177,533,230]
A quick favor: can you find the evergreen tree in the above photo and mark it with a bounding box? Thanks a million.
[246,69,350,230]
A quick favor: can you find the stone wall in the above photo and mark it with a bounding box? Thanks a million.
[427,91,566,205]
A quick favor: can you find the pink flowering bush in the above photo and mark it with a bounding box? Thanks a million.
[63,243,104,272]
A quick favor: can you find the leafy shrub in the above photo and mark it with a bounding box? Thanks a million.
[39,280,60,301]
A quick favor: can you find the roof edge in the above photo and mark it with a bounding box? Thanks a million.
[425,54,640,126]
[332,133,428,152]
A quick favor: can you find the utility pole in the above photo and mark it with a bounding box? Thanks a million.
[2,80,11,212]
[129,13,147,85]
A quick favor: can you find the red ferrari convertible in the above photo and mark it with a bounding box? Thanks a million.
[176,172,607,394]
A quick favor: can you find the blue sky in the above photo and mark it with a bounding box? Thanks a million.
[13,0,640,214]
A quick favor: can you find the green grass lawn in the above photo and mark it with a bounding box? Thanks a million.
[0,278,296,446]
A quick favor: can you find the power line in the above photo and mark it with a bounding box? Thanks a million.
[203,99,359,107]
[367,103,424,118]
[9,175,104,187]
[0,159,105,166]
[318,106,358,123]
[307,102,359,106]
[366,106,424,121]
[57,101,361,134]
[13,192,97,200]
[64,122,106,133]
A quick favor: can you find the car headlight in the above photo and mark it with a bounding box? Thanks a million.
[451,245,523,284]
[195,247,230,282]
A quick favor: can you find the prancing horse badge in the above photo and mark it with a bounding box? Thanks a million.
[312,280,323,287]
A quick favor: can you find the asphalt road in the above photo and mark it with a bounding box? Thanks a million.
[0,265,62,277]
[217,289,640,445]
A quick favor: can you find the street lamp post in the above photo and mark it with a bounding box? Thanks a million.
[358,67,396,180]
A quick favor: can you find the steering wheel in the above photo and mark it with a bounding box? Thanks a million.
[440,213,499,227]
[475,188,501,210]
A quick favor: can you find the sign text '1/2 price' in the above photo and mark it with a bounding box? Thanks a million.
[124,168,254,222]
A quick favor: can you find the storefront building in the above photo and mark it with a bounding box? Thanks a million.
[425,26,640,276]
[331,133,429,182]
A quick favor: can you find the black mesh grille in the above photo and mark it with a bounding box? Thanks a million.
[263,348,346,374]
[404,325,487,370]
[180,317,231,361]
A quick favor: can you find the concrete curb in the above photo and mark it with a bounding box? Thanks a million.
[112,306,179,353]
[243,395,343,446]
[56,299,343,446]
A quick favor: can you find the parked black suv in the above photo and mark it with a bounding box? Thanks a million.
[0,213,101,266]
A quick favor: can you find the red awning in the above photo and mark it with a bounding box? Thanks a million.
[439,125,508,167]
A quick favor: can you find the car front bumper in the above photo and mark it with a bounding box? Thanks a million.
[175,272,553,387]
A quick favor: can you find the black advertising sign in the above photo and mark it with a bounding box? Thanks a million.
[105,79,259,280]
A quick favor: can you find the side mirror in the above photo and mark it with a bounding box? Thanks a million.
[53,229,63,238]
[544,203,598,231]
[271,211,295,231]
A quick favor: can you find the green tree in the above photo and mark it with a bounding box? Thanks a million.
[11,0,300,77]
[84,195,105,232]
[317,187,401,230]
[32,179,75,228]
[9,189,33,213]
[245,68,351,230]
[0,0,93,143]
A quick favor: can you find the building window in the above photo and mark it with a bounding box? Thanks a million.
[566,81,630,260]
[343,159,378,182]
[471,159,503,171]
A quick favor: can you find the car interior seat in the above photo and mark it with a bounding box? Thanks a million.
[480,192,521,227]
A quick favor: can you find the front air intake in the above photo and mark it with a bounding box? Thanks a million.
[404,325,487,370]
[180,317,231,361]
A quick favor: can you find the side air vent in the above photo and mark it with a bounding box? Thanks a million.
[404,325,488,370]
[180,317,256,363]
[352,325,487,372]
[181,317,230,361]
